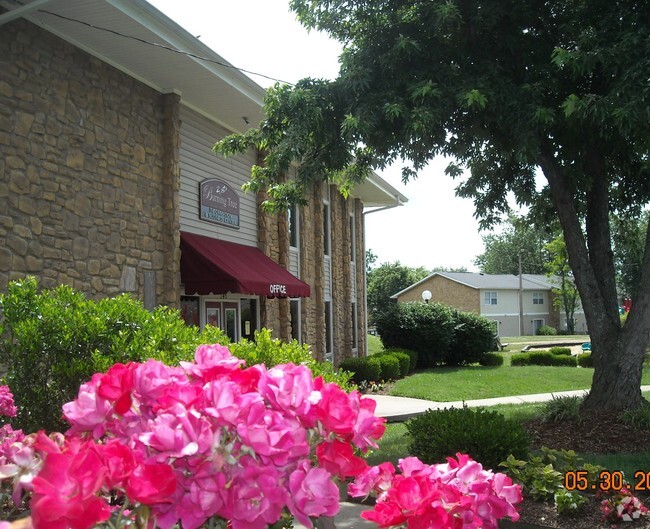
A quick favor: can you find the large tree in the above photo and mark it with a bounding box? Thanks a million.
[475,215,552,275]
[215,0,650,411]
[367,262,430,323]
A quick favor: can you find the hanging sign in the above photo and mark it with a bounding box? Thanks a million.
[199,179,240,228]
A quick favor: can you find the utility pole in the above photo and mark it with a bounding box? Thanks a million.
[519,249,524,336]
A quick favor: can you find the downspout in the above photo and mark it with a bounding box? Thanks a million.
[361,195,402,356]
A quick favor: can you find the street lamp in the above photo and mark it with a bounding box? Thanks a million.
[421,290,432,303]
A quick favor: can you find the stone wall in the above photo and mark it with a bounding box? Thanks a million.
[0,18,180,304]
[258,180,367,364]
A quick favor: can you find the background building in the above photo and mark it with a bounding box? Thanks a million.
[392,272,587,336]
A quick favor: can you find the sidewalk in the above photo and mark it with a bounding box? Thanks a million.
[293,386,650,528]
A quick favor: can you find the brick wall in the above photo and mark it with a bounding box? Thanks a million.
[0,18,180,305]
[396,275,480,313]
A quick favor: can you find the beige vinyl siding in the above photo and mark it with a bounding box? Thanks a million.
[179,107,258,246]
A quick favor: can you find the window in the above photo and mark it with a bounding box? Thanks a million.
[349,214,356,262]
[323,202,331,256]
[351,302,358,351]
[290,299,301,342]
[288,203,299,249]
[240,298,257,341]
[324,301,333,362]
[484,291,498,305]
[533,292,544,305]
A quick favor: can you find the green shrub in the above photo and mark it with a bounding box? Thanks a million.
[0,278,352,433]
[376,302,455,368]
[0,278,217,432]
[446,310,495,366]
[375,354,401,381]
[541,395,584,423]
[500,447,598,502]
[511,353,531,366]
[479,352,504,367]
[384,347,418,373]
[618,406,650,430]
[229,329,352,388]
[406,405,530,472]
[536,325,557,336]
[549,347,572,356]
[527,350,577,367]
[376,350,410,377]
[339,356,382,385]
[577,353,593,367]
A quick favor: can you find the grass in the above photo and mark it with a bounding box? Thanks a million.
[388,365,650,401]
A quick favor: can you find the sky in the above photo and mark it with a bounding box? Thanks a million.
[149,0,486,272]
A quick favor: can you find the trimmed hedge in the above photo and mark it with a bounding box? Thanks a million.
[445,310,495,366]
[376,302,455,368]
[338,356,382,385]
[578,353,593,367]
[376,302,494,368]
[549,347,572,356]
[384,347,418,373]
[375,354,401,381]
[479,352,504,367]
[407,406,531,473]
[376,351,411,377]
[511,350,577,367]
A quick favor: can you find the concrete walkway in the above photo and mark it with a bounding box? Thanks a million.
[293,386,650,528]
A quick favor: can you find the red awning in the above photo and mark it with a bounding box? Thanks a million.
[180,231,310,298]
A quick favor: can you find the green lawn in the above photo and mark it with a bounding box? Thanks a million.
[388,364,650,401]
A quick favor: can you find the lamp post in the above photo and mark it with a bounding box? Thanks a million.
[518,249,524,336]
[421,290,432,304]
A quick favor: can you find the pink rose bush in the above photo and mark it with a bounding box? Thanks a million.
[0,346,386,529]
[0,351,523,529]
[349,453,523,529]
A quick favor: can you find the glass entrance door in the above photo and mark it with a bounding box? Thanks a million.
[205,301,239,341]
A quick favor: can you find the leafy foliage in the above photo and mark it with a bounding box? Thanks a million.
[479,352,504,367]
[375,302,455,368]
[215,0,650,411]
[446,310,495,366]
[475,216,552,274]
[545,237,580,334]
[338,356,381,386]
[383,347,418,373]
[541,395,584,423]
[366,262,429,324]
[536,325,557,336]
[406,406,531,473]
[0,278,350,433]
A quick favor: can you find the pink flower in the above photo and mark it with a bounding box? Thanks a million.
[98,439,137,489]
[31,450,110,529]
[0,385,17,417]
[62,374,111,437]
[97,362,135,415]
[236,402,309,466]
[181,344,244,381]
[312,379,356,438]
[258,363,316,418]
[287,459,339,527]
[125,462,177,505]
[132,360,187,406]
[349,461,395,498]
[316,439,368,479]
[229,457,287,529]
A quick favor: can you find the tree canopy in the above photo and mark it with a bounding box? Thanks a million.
[475,216,551,275]
[215,0,650,411]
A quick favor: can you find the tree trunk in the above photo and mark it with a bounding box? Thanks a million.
[582,327,646,410]
[538,140,649,411]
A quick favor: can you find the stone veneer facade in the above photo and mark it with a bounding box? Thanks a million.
[0,18,180,306]
[258,179,367,362]
[1,16,368,364]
